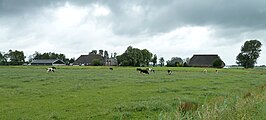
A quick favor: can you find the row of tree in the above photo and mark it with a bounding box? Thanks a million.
[0,50,25,65]
[28,51,75,65]
[116,39,263,68]
[0,40,262,68]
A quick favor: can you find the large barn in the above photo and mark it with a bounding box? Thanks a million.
[188,54,225,68]
[73,54,104,66]
[30,59,65,66]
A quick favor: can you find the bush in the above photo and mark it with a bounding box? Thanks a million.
[92,59,103,66]
[213,59,224,68]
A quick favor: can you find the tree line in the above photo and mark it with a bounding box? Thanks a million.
[0,40,263,68]
[0,50,25,65]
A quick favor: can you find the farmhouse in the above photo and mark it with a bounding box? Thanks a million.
[73,54,104,66]
[188,54,225,68]
[105,58,118,66]
[30,59,65,66]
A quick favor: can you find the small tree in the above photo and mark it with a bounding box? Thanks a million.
[104,50,109,59]
[90,50,97,55]
[213,59,224,68]
[151,54,157,67]
[0,52,7,65]
[236,40,262,68]
[159,57,164,67]
[98,50,104,56]
[166,57,183,67]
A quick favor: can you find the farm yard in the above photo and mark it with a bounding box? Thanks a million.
[0,66,265,119]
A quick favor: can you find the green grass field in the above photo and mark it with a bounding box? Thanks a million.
[0,66,265,119]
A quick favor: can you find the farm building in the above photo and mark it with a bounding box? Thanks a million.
[30,59,65,66]
[105,58,118,66]
[73,54,104,66]
[188,54,225,68]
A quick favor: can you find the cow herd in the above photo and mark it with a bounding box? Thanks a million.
[136,68,174,75]
[46,66,218,75]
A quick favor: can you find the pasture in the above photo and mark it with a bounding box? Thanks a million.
[0,66,265,119]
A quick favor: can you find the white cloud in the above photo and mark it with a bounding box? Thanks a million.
[48,2,89,28]
[92,4,110,17]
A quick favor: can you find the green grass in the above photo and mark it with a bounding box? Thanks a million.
[0,66,265,119]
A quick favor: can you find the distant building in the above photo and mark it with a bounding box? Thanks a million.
[105,58,118,66]
[30,59,65,66]
[73,54,104,66]
[188,54,225,68]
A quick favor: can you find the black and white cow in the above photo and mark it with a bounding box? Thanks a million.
[47,67,56,72]
[167,70,172,75]
[137,68,149,74]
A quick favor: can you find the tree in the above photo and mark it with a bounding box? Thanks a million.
[89,50,97,55]
[151,54,157,67]
[69,58,75,63]
[116,46,153,66]
[183,57,190,67]
[236,40,262,68]
[213,59,224,68]
[31,52,67,62]
[104,50,109,59]
[159,57,164,67]
[113,52,117,58]
[98,50,104,56]
[6,50,25,65]
[141,49,153,66]
[0,52,7,65]
[92,59,103,66]
[166,57,183,67]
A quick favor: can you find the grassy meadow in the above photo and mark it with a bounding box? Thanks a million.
[0,66,265,119]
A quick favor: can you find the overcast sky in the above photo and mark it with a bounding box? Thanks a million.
[1,0,266,65]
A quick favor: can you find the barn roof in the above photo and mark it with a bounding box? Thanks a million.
[30,59,65,66]
[73,54,104,65]
[31,59,64,64]
[188,54,225,67]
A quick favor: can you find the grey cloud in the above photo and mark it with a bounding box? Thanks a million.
[103,0,266,36]
[2,0,266,38]
[2,0,266,32]
[0,0,54,15]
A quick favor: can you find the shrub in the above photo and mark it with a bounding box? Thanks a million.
[92,59,103,66]
[213,59,224,68]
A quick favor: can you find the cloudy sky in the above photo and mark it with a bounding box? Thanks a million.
[1,0,266,65]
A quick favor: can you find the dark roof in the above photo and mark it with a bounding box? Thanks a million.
[31,59,65,64]
[73,54,104,65]
[188,54,225,67]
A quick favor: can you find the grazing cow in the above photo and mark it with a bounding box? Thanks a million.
[167,70,172,75]
[146,68,155,73]
[137,68,149,74]
[109,68,113,70]
[47,67,56,72]
[203,69,207,73]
